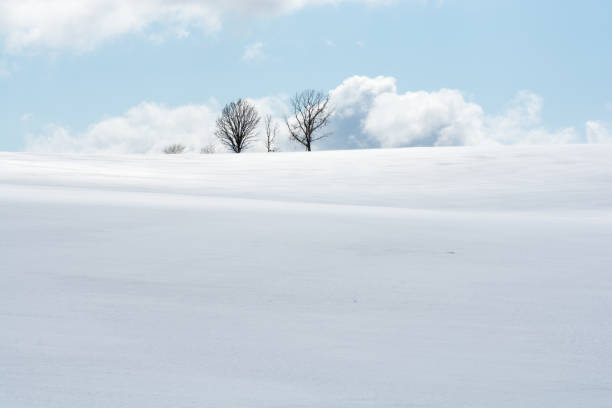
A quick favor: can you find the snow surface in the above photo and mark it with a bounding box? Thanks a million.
[1,145,612,407]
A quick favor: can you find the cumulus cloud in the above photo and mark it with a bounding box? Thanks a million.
[324,75,397,149]
[484,92,580,145]
[363,89,486,147]
[331,75,397,117]
[0,0,395,53]
[28,102,218,153]
[26,96,299,154]
[586,121,612,144]
[328,75,582,148]
[26,75,609,154]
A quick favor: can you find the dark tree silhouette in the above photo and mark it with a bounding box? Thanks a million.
[215,99,260,153]
[285,90,333,151]
[163,144,186,154]
[264,114,278,152]
[200,143,216,154]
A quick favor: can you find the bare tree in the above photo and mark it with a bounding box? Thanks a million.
[163,144,186,154]
[285,90,333,151]
[264,114,278,152]
[215,99,260,153]
[200,143,216,154]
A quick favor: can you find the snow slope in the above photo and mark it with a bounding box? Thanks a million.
[1,145,611,407]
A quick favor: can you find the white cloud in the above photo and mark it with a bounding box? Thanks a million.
[331,75,397,117]
[26,96,298,154]
[0,0,396,53]
[329,76,582,148]
[27,102,218,153]
[363,89,486,147]
[21,113,33,121]
[176,28,190,39]
[242,41,264,61]
[324,75,397,149]
[586,121,612,144]
[484,91,580,145]
[0,0,219,53]
[26,75,610,154]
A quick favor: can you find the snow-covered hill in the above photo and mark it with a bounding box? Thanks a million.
[1,145,611,407]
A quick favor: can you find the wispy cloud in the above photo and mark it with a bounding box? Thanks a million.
[0,0,395,53]
[242,42,264,62]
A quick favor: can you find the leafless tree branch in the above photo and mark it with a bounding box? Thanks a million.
[200,143,216,154]
[285,90,333,152]
[264,114,278,152]
[163,144,186,154]
[215,99,261,153]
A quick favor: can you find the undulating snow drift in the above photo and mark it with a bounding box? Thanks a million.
[1,145,612,407]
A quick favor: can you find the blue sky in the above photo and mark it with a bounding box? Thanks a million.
[1,0,611,152]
